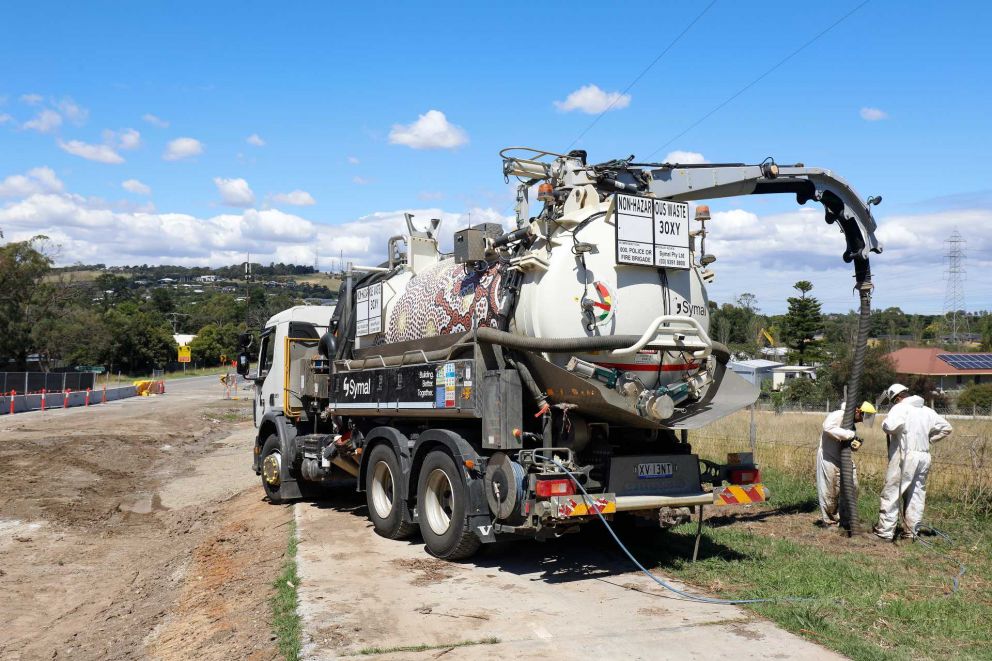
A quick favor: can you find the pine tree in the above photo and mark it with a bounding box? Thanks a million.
[782,280,822,365]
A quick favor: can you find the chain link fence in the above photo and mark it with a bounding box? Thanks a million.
[752,398,992,419]
[691,404,992,513]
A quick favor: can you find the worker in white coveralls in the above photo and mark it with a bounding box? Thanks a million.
[874,384,953,540]
[817,401,876,526]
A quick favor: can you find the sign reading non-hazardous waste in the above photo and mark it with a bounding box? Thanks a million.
[178,346,191,363]
[356,282,383,336]
[614,193,690,269]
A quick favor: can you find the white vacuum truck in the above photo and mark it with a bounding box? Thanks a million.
[242,147,881,558]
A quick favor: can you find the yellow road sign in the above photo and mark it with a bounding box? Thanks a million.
[178,345,191,363]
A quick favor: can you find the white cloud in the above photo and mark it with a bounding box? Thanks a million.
[214,177,255,207]
[246,133,265,147]
[272,190,316,206]
[0,113,12,124]
[143,113,170,128]
[418,191,444,201]
[554,84,631,114]
[389,110,468,149]
[122,179,151,195]
[163,137,204,161]
[663,151,708,165]
[0,167,64,198]
[19,93,42,106]
[58,139,124,164]
[860,107,888,121]
[56,97,88,125]
[0,175,513,270]
[104,128,141,151]
[352,176,371,185]
[23,109,62,133]
[347,156,360,164]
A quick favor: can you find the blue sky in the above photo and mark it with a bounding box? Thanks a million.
[1,1,989,313]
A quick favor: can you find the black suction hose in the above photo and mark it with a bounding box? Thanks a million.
[839,261,872,534]
[474,327,731,364]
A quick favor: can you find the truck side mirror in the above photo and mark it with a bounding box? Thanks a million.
[238,332,252,349]
[236,352,250,376]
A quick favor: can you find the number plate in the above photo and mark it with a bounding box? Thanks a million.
[635,462,674,479]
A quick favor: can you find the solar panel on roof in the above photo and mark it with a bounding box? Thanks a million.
[938,353,992,369]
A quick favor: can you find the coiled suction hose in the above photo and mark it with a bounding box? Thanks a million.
[839,264,873,534]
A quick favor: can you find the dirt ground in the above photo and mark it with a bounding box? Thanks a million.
[294,493,843,660]
[0,377,289,661]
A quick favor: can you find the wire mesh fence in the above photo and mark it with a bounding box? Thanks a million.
[691,405,992,511]
[0,372,96,394]
[752,399,992,418]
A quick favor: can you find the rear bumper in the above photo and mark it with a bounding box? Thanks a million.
[615,493,714,511]
[548,484,768,519]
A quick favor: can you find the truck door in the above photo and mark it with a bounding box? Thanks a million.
[255,325,278,421]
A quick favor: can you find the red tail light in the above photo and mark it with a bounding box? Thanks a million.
[535,478,575,498]
[729,468,760,485]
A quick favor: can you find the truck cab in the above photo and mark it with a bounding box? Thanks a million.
[250,305,335,489]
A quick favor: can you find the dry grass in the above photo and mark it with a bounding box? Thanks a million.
[693,409,992,510]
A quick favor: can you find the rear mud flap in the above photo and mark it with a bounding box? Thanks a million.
[469,515,497,543]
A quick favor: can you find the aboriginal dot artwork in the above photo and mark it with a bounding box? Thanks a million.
[385,260,503,343]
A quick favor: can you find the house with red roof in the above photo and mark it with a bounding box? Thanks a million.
[885,347,992,390]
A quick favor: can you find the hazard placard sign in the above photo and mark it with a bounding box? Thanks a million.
[178,346,191,363]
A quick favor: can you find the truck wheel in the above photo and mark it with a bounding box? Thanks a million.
[416,451,481,560]
[260,434,288,504]
[365,444,416,539]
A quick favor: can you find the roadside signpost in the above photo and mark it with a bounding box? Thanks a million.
[178,345,191,374]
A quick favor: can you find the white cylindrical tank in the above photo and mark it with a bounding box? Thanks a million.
[357,198,711,389]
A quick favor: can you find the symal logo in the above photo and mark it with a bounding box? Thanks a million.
[342,378,371,398]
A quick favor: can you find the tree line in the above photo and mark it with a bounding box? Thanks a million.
[1,236,323,375]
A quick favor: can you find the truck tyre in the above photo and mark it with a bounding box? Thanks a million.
[365,444,416,539]
[260,434,288,504]
[416,451,481,560]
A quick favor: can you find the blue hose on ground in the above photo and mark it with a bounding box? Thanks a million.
[535,454,808,606]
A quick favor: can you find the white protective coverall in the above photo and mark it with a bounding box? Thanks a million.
[816,407,857,524]
[876,395,953,538]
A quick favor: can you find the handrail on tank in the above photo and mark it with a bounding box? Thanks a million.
[400,349,431,366]
[609,315,712,357]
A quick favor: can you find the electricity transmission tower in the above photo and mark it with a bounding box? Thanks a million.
[943,229,968,344]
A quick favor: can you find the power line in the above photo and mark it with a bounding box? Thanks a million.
[647,0,871,159]
[565,0,718,151]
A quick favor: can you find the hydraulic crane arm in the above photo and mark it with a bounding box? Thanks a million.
[644,163,882,266]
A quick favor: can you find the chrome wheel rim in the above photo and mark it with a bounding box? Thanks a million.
[423,468,454,536]
[370,460,395,519]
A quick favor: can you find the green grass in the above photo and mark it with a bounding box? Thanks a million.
[355,637,500,656]
[272,516,302,661]
[639,469,992,660]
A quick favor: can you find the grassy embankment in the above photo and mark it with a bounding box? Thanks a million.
[271,516,302,660]
[643,410,992,660]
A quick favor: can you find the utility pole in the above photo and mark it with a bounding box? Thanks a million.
[244,253,253,330]
[943,229,968,345]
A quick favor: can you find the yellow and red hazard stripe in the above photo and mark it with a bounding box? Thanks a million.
[552,495,617,518]
[714,484,768,506]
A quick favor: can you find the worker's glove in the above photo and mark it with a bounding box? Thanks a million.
[850,436,863,451]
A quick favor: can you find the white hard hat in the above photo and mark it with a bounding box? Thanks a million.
[884,383,908,402]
